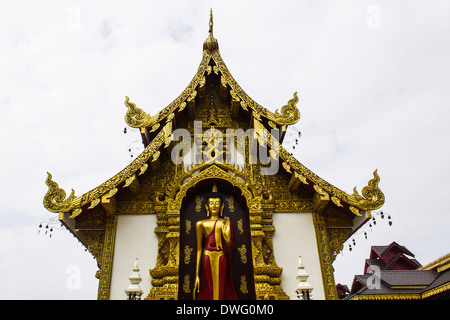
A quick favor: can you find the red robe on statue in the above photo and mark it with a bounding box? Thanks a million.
[197,220,238,300]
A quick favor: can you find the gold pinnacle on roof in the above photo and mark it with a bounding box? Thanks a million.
[203,8,218,52]
[209,8,214,36]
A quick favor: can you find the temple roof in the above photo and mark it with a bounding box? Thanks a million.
[342,244,450,300]
[123,10,301,134]
[43,10,384,229]
[370,242,415,260]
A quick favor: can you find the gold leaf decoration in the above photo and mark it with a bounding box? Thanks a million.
[43,172,76,213]
[273,92,301,125]
[124,96,149,128]
[350,170,385,210]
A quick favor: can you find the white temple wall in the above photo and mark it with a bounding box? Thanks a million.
[110,214,158,300]
[272,212,325,300]
[109,212,325,300]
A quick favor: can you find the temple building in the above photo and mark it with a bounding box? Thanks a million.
[43,11,385,300]
[338,242,450,300]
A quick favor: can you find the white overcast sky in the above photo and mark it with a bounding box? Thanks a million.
[1,0,449,299]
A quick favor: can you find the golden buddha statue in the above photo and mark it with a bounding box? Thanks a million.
[193,187,238,300]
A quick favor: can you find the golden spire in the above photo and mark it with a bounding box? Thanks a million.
[209,8,214,36]
[203,8,218,52]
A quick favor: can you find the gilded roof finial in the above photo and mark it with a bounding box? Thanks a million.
[209,8,214,36]
[203,8,218,52]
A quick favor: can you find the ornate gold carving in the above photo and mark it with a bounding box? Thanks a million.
[187,90,197,102]
[43,172,77,213]
[238,245,247,264]
[349,206,362,216]
[327,228,351,262]
[150,123,160,132]
[312,212,338,300]
[116,201,154,215]
[124,96,151,128]
[349,169,385,210]
[166,113,175,123]
[167,162,257,211]
[139,163,149,175]
[331,196,343,207]
[185,220,191,235]
[226,196,234,212]
[184,245,193,264]
[349,293,421,300]
[240,275,248,294]
[237,219,244,234]
[183,275,191,294]
[124,174,140,194]
[282,161,291,173]
[88,198,101,210]
[178,101,187,112]
[195,196,203,212]
[273,92,300,126]
[101,189,117,215]
[97,215,118,300]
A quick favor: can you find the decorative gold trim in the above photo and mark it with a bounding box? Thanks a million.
[350,294,421,300]
[240,275,249,294]
[97,215,118,300]
[391,285,428,289]
[420,253,450,271]
[238,245,248,264]
[421,282,450,299]
[313,211,338,300]
[167,162,257,211]
[195,196,203,212]
[226,196,235,212]
[43,172,77,213]
[184,245,193,265]
[43,121,173,214]
[255,118,385,212]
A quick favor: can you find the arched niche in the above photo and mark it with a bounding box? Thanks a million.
[177,178,256,300]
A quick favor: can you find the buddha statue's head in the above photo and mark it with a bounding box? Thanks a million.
[205,192,224,218]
